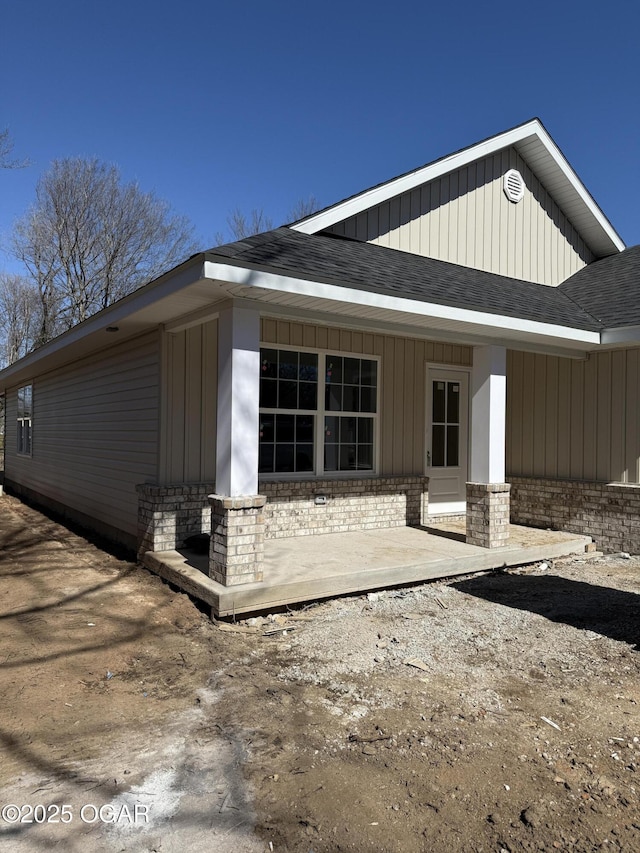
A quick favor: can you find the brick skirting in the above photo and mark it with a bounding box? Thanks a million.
[509,476,640,554]
[137,476,429,559]
[260,476,429,539]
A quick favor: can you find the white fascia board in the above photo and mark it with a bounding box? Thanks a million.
[292,120,624,255]
[528,125,625,254]
[291,124,537,234]
[204,260,600,347]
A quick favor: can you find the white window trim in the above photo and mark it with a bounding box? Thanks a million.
[258,344,381,480]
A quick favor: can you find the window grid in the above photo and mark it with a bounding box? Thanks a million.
[259,347,379,477]
[431,379,460,468]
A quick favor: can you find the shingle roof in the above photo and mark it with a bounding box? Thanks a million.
[208,227,602,332]
[559,245,640,328]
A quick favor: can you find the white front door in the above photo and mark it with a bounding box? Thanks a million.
[426,368,469,515]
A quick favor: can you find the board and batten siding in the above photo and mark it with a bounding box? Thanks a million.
[161,320,217,483]
[325,147,594,287]
[4,331,161,542]
[262,318,472,476]
[507,348,640,484]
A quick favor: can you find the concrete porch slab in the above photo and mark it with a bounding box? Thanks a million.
[141,523,592,618]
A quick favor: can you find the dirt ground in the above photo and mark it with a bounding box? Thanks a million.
[0,494,639,853]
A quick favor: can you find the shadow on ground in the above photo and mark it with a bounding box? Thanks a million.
[453,571,640,650]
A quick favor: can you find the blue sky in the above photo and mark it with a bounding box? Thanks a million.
[2,0,639,275]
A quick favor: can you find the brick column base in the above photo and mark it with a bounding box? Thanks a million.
[208,494,266,586]
[466,483,510,548]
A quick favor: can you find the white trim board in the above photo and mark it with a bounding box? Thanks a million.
[204,260,601,347]
[291,120,624,258]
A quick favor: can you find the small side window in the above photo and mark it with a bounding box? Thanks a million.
[17,384,32,456]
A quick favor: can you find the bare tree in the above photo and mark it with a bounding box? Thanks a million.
[0,128,29,169]
[226,207,274,240]
[0,274,41,366]
[287,195,319,223]
[213,196,320,246]
[12,158,198,342]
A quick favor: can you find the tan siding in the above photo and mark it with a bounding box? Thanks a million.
[625,350,639,482]
[261,318,472,475]
[325,146,594,286]
[163,321,217,483]
[507,348,640,484]
[4,332,161,537]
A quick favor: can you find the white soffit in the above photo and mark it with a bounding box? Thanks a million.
[292,120,625,258]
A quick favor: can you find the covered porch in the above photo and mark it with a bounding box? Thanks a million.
[141,521,592,618]
[136,245,600,602]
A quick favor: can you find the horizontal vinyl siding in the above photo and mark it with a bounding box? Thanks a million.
[162,320,217,483]
[261,318,472,476]
[326,147,594,286]
[5,332,161,538]
[507,348,640,484]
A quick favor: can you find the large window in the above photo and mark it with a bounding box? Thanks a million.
[259,348,378,476]
[17,384,32,456]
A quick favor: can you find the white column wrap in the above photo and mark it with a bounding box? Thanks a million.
[216,305,260,496]
[470,345,507,484]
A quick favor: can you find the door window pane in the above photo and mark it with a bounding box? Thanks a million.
[432,424,445,467]
[432,382,446,423]
[446,425,459,467]
[447,382,460,424]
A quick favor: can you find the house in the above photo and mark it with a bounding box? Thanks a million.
[1,118,639,610]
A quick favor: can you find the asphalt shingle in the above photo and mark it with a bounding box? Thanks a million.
[208,228,602,331]
[559,245,640,328]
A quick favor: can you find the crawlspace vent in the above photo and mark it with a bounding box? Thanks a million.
[503,169,525,203]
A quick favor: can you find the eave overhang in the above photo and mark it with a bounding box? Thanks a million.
[202,260,600,355]
[0,257,611,391]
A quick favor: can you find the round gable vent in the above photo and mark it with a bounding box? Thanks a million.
[503,169,525,203]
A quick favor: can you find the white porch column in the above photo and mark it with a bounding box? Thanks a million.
[467,345,510,548]
[210,304,266,586]
[470,344,506,483]
[215,304,260,496]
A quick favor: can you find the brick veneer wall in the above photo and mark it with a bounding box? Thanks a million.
[137,476,429,557]
[260,476,429,538]
[136,482,215,556]
[509,476,640,554]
